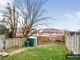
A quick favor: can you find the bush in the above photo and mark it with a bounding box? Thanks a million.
[55,35,65,43]
[0,24,7,34]
[37,36,45,41]
[4,29,11,39]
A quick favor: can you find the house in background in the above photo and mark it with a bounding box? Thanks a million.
[33,28,64,36]
[42,28,64,35]
[16,27,65,40]
[32,28,65,41]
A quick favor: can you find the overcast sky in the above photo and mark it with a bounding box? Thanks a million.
[0,0,80,31]
[0,0,11,20]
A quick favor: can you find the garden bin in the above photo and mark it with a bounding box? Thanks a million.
[27,37,37,47]
[25,41,29,47]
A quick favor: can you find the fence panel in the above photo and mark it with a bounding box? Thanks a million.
[5,38,25,49]
[65,35,80,54]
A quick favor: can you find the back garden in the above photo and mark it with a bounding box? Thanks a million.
[2,43,69,60]
[0,0,71,60]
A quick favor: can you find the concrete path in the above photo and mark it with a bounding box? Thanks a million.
[8,44,51,56]
[0,52,9,57]
[9,47,34,56]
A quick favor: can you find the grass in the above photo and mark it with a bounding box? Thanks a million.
[5,46,23,52]
[3,43,69,60]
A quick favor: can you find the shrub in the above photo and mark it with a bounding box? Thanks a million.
[37,36,45,41]
[4,29,11,39]
[0,24,7,34]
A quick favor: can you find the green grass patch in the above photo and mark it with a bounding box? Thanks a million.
[3,43,69,60]
[5,46,23,52]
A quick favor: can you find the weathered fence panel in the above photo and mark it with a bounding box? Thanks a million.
[65,35,80,54]
[4,38,25,49]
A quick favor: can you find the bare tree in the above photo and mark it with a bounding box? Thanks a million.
[0,3,19,38]
[13,0,49,38]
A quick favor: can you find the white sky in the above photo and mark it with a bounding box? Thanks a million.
[0,0,12,19]
[0,0,11,7]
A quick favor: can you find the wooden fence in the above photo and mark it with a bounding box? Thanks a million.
[65,35,80,54]
[4,38,26,49]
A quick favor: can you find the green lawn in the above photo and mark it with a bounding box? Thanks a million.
[3,43,69,60]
